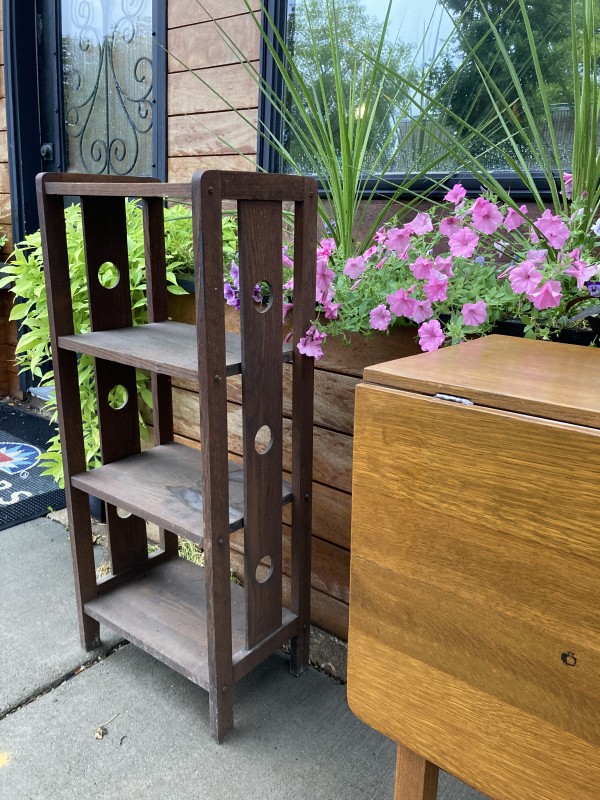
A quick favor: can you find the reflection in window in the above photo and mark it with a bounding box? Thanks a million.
[62,0,154,176]
[283,0,595,175]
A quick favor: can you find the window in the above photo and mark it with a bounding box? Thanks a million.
[62,0,158,176]
[261,0,593,186]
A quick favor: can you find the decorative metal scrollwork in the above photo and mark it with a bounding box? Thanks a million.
[62,0,154,176]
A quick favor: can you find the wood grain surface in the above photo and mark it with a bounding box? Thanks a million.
[168,0,261,29]
[168,65,259,116]
[58,322,291,380]
[364,335,600,428]
[86,557,247,688]
[395,745,439,800]
[168,14,259,73]
[168,109,258,158]
[348,349,600,800]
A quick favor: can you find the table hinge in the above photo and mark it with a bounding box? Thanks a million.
[434,393,474,406]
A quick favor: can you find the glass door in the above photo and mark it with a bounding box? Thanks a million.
[61,0,155,176]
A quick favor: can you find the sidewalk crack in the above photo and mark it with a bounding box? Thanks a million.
[0,641,127,722]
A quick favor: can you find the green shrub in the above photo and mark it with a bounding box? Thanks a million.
[0,201,237,486]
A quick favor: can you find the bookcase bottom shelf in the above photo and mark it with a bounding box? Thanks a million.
[84,557,295,689]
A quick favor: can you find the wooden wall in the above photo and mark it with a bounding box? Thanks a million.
[165,298,423,640]
[167,0,261,182]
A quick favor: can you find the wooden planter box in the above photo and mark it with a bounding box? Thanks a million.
[166,292,421,639]
[167,293,597,639]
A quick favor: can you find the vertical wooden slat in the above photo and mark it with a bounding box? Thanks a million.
[193,170,234,742]
[238,199,283,648]
[36,174,99,649]
[94,358,147,572]
[394,745,439,800]
[143,197,178,557]
[289,179,317,674]
[81,195,147,573]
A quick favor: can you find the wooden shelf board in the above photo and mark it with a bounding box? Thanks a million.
[71,441,292,542]
[58,320,293,381]
[85,557,247,688]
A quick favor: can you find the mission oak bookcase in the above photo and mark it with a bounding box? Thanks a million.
[36,170,317,742]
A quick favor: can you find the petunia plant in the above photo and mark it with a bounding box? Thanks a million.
[292,180,600,357]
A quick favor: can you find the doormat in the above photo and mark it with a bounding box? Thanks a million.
[0,404,66,531]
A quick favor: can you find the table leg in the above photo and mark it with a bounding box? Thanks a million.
[394,743,439,800]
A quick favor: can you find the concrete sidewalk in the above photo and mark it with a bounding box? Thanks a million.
[0,519,487,800]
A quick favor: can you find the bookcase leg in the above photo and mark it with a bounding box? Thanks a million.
[209,685,234,744]
[394,744,439,800]
[70,490,101,650]
[289,625,310,676]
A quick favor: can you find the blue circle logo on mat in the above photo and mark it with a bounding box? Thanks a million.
[0,443,41,475]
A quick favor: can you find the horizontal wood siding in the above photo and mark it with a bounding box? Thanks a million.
[159,300,423,639]
[167,2,260,183]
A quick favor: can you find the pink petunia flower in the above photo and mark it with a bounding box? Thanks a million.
[318,238,336,256]
[410,211,434,235]
[461,300,487,326]
[316,257,335,295]
[526,249,548,265]
[411,299,434,323]
[439,216,462,238]
[369,304,392,331]
[509,260,543,294]
[385,227,412,256]
[434,255,454,277]
[344,255,366,279]
[533,209,571,250]
[423,271,449,302]
[363,245,378,260]
[374,226,387,244]
[386,287,417,318]
[563,172,573,200]
[418,319,445,351]
[526,280,563,310]
[323,300,341,320]
[564,255,598,288]
[297,327,326,360]
[282,246,294,267]
[449,227,479,258]
[444,183,467,205]
[282,300,294,321]
[410,255,435,280]
[471,197,504,235]
[503,204,528,232]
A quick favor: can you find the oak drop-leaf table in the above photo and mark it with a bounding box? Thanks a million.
[348,335,600,800]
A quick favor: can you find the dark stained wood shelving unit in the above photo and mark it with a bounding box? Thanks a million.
[37,170,317,742]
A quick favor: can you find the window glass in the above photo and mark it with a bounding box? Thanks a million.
[283,0,591,176]
[62,0,154,176]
